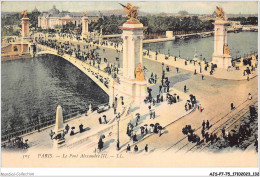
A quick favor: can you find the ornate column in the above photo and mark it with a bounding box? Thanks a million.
[119,21,147,80]
[212,6,232,69]
[20,10,30,53]
[114,3,148,104]
[82,12,89,38]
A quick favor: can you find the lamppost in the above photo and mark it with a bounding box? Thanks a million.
[37,116,40,132]
[116,113,120,150]
[179,50,180,58]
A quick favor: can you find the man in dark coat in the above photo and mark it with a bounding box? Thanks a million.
[206,120,210,129]
[202,120,206,130]
[126,144,131,152]
[79,124,84,133]
[134,145,138,152]
[145,144,148,152]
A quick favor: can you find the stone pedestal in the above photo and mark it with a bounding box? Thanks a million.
[21,17,30,41]
[212,20,232,69]
[166,31,173,38]
[212,55,232,69]
[114,78,147,104]
[54,105,65,147]
[82,17,89,38]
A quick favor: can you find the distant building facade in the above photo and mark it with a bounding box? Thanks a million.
[38,5,100,29]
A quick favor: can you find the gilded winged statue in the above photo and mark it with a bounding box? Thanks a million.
[21,10,27,18]
[83,12,87,17]
[119,3,138,22]
[216,6,225,20]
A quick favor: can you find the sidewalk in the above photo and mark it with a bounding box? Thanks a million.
[143,51,258,81]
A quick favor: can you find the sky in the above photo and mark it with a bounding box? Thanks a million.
[1,1,259,14]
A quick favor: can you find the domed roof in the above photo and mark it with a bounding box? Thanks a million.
[49,5,60,15]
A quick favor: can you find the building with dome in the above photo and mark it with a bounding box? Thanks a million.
[38,5,100,29]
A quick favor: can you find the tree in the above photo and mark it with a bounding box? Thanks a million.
[178,10,189,16]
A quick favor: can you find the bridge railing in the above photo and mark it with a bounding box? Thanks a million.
[1,110,89,142]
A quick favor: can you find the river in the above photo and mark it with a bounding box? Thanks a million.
[143,31,258,61]
[1,55,108,135]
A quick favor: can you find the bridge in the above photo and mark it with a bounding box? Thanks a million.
[175,31,213,39]
[36,44,115,104]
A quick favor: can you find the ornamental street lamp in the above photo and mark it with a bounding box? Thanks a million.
[116,113,120,150]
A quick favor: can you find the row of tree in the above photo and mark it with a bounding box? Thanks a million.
[228,17,258,25]
[1,12,258,38]
[88,15,215,36]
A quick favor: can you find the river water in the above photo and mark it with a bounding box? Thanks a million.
[143,31,258,61]
[1,55,108,135]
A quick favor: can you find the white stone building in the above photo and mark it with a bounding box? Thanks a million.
[38,5,100,29]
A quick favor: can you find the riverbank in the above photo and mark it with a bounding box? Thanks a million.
[1,52,31,62]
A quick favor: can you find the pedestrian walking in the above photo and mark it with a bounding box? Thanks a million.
[79,124,84,133]
[159,85,162,93]
[222,127,225,138]
[248,93,252,100]
[231,103,234,110]
[99,117,102,124]
[49,130,55,140]
[202,120,205,129]
[126,144,131,152]
[149,110,153,119]
[103,115,107,124]
[145,127,148,134]
[206,120,210,129]
[134,145,138,152]
[65,124,70,134]
[184,85,187,93]
[145,144,148,152]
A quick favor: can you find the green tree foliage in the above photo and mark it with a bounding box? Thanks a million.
[89,15,127,34]
[89,15,215,35]
[228,17,258,25]
[28,11,41,28]
[61,21,76,33]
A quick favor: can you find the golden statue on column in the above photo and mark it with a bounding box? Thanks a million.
[224,44,231,55]
[135,63,145,81]
[216,6,225,20]
[21,10,27,18]
[119,3,139,22]
[83,12,88,17]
